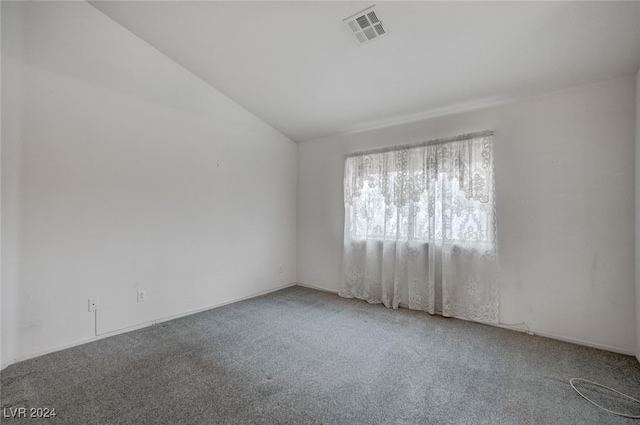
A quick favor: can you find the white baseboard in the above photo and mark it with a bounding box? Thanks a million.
[458,318,634,356]
[1,360,14,370]
[295,282,339,294]
[1,282,297,371]
[523,328,634,356]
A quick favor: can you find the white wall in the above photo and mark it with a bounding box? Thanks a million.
[298,76,637,354]
[2,2,25,369]
[1,1,297,367]
[636,68,640,361]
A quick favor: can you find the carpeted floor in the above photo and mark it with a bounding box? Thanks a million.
[2,285,640,424]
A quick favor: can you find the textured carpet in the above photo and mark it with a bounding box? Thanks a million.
[2,285,640,424]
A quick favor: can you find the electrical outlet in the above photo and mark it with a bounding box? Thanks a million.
[278,264,283,273]
[88,298,98,312]
[137,290,146,302]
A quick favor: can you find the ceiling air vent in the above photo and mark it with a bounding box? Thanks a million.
[343,5,387,45]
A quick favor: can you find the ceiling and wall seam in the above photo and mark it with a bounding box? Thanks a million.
[86,1,296,145]
[319,71,640,144]
[89,1,640,143]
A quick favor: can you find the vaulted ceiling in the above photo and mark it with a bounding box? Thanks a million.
[91,1,640,142]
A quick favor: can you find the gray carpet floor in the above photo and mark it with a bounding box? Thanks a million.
[2,285,640,424]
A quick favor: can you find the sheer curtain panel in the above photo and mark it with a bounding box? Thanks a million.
[340,132,499,323]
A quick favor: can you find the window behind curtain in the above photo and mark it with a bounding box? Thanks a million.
[341,132,499,323]
[344,135,495,246]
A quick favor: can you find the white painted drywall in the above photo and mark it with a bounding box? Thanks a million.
[1,1,296,366]
[636,68,640,362]
[1,3,24,369]
[298,76,637,354]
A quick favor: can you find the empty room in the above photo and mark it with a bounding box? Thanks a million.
[2,1,640,423]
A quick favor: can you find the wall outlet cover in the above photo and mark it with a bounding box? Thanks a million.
[88,298,98,312]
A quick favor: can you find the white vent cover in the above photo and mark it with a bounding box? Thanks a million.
[343,5,386,45]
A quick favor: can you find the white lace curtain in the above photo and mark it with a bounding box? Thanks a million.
[340,132,499,323]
